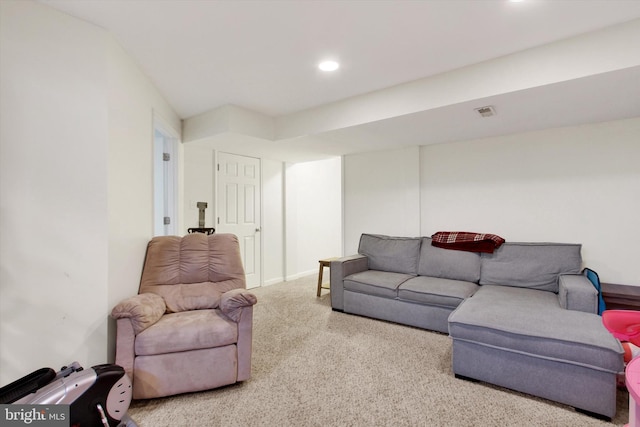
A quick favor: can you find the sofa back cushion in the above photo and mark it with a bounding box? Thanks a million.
[418,238,481,283]
[358,234,421,275]
[140,233,246,312]
[479,242,582,293]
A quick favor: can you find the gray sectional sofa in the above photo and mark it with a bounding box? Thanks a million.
[330,233,624,419]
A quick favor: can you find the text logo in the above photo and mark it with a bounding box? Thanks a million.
[0,405,69,426]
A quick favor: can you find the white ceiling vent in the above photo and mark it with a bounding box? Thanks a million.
[475,105,496,117]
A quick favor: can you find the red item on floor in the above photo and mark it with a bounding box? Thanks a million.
[602,310,640,347]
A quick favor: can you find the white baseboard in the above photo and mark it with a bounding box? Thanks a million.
[285,269,317,281]
[262,277,285,286]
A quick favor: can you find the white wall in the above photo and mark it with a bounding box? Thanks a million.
[182,147,343,283]
[0,1,180,384]
[342,118,639,286]
[0,0,108,384]
[106,36,181,360]
[182,147,287,285]
[182,147,342,282]
[343,147,421,254]
[420,117,640,286]
[183,146,215,231]
[285,157,342,279]
[262,159,285,285]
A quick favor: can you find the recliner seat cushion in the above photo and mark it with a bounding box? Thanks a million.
[479,242,582,293]
[344,270,414,299]
[358,234,421,275]
[398,276,479,308]
[418,238,481,283]
[135,309,238,356]
[448,285,623,372]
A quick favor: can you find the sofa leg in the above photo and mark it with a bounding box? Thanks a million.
[574,407,610,422]
[454,373,480,383]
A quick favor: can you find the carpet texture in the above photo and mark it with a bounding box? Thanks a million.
[128,275,629,426]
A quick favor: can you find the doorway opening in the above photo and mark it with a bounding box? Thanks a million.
[153,114,180,236]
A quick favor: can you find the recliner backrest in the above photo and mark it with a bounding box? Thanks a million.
[139,233,246,312]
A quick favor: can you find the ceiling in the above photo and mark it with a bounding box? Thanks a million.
[42,0,640,162]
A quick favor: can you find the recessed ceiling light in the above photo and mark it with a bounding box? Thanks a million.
[318,61,339,72]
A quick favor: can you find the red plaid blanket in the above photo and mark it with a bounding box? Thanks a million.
[431,231,505,254]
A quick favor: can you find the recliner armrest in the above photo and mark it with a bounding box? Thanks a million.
[558,274,598,314]
[113,318,135,382]
[220,289,257,322]
[111,293,166,334]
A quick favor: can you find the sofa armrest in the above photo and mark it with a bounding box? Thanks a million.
[220,288,257,322]
[111,293,166,334]
[558,274,598,313]
[330,254,369,311]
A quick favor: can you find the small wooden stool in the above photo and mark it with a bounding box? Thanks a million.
[317,257,339,297]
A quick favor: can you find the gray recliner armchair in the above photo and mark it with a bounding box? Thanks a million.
[111,233,257,399]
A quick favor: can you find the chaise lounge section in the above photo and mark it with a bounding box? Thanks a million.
[330,233,624,419]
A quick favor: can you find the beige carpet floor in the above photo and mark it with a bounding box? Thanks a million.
[128,275,629,426]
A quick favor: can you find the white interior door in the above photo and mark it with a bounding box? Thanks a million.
[216,152,261,289]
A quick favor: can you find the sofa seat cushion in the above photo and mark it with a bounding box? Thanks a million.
[398,276,479,308]
[135,309,238,356]
[344,270,414,299]
[448,285,623,372]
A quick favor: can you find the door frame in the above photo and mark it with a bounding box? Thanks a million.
[153,111,180,236]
